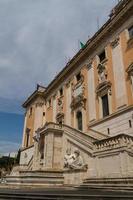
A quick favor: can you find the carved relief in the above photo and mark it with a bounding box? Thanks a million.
[111,37,120,48]
[64,148,87,170]
[57,98,63,113]
[56,96,64,125]
[96,81,112,97]
[96,62,112,97]
[33,132,40,143]
[35,102,44,107]
[71,76,86,110]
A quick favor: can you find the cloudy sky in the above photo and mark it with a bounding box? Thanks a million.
[0,0,117,154]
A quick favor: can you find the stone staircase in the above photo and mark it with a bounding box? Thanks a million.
[78,177,133,191]
[6,170,64,186]
[0,186,133,199]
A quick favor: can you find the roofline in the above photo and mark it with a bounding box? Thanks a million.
[22,84,46,108]
[44,0,132,96]
[22,0,132,107]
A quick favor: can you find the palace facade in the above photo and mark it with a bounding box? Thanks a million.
[7,0,133,186]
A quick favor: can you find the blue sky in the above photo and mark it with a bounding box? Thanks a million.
[0,112,24,154]
[0,0,117,154]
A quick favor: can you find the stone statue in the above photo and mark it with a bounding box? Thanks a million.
[69,149,84,169]
[97,63,107,83]
[33,132,40,143]
[64,149,87,170]
[64,148,75,168]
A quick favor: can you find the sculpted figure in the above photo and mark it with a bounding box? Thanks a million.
[97,63,107,83]
[64,149,87,170]
[69,149,84,169]
[64,149,75,168]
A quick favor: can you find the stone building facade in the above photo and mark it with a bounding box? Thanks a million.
[8,0,133,186]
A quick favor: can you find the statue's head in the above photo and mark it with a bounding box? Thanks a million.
[74,149,80,157]
[66,148,71,155]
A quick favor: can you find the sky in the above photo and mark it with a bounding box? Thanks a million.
[0,0,118,154]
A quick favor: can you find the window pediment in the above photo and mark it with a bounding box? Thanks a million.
[71,94,86,110]
[96,81,112,97]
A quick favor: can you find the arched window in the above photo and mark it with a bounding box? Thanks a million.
[76,111,83,131]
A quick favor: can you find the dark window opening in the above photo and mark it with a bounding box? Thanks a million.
[59,120,63,127]
[48,99,51,107]
[59,88,63,96]
[76,111,83,131]
[40,135,44,159]
[129,120,132,128]
[29,107,32,116]
[107,128,110,135]
[25,128,30,147]
[43,112,45,116]
[128,25,133,39]
[26,133,29,147]
[101,94,109,117]
[99,50,106,62]
[76,72,81,82]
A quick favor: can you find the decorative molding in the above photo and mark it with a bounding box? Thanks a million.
[65,80,71,88]
[110,37,120,48]
[57,97,63,113]
[96,81,112,97]
[56,112,64,124]
[87,62,93,70]
[71,94,86,111]
[93,134,133,154]
[126,62,133,76]
[35,102,44,107]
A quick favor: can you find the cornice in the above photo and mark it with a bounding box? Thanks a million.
[22,0,133,105]
[44,0,133,97]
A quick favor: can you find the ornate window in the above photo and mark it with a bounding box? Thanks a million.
[96,62,111,118]
[76,111,83,131]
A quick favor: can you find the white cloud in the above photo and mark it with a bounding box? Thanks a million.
[0,141,20,154]
[0,0,117,108]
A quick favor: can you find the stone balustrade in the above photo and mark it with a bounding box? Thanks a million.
[93,134,133,152]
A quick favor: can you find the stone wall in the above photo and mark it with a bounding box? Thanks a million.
[91,108,133,136]
[20,145,34,166]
